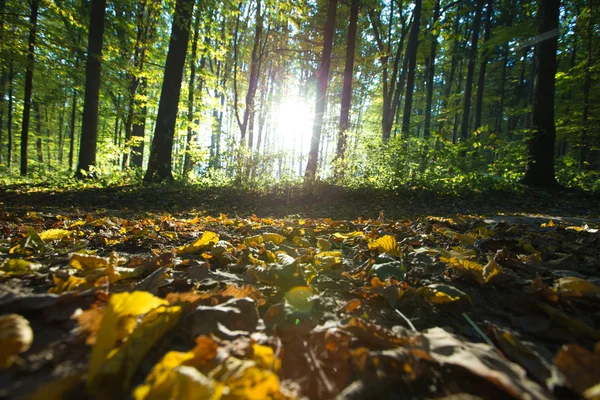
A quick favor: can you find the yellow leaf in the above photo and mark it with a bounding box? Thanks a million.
[173,366,223,400]
[368,235,401,256]
[252,344,281,371]
[134,336,219,400]
[333,231,364,240]
[89,304,182,397]
[243,234,264,245]
[292,236,311,248]
[176,231,219,254]
[422,284,471,305]
[225,365,282,399]
[133,351,195,400]
[314,251,343,268]
[0,314,33,369]
[48,274,89,294]
[0,259,40,275]
[88,291,170,382]
[70,253,109,271]
[541,220,556,227]
[39,229,72,241]
[554,277,600,297]
[482,257,503,283]
[261,233,285,245]
[442,257,486,285]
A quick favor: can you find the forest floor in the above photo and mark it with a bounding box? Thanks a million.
[1,183,599,399]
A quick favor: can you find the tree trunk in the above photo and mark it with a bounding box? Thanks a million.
[144,0,193,183]
[68,88,78,171]
[460,0,483,142]
[34,102,43,165]
[579,8,593,170]
[401,0,423,137]
[20,0,40,176]
[521,0,560,188]
[7,61,13,168]
[0,72,5,164]
[423,0,440,139]
[337,0,359,160]
[76,0,106,178]
[58,100,65,166]
[474,0,493,130]
[305,0,337,181]
[183,5,202,177]
[131,79,147,168]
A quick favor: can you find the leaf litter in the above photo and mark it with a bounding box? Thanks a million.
[0,209,599,399]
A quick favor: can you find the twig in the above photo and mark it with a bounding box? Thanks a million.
[395,309,416,331]
[462,312,495,348]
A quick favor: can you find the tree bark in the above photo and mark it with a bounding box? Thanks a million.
[424,0,440,139]
[131,79,147,168]
[401,0,423,137]
[579,6,593,170]
[459,0,483,142]
[20,0,39,176]
[68,88,78,171]
[337,0,359,160]
[7,61,13,168]
[521,0,560,187]
[305,0,337,181]
[474,0,493,130]
[76,0,106,178]
[183,4,202,177]
[144,0,193,183]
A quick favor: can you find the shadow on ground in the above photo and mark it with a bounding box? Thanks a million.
[1,183,599,220]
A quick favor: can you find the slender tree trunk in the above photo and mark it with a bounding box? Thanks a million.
[475,0,493,130]
[184,5,202,177]
[45,105,52,167]
[131,79,147,168]
[579,9,593,170]
[76,0,106,178]
[305,0,337,181]
[521,0,560,187]
[337,0,359,160]
[144,0,193,183]
[68,88,77,171]
[0,72,5,164]
[496,45,508,133]
[58,100,65,166]
[34,102,43,165]
[460,0,483,142]
[401,0,423,137]
[0,0,5,164]
[423,0,440,139]
[7,62,13,169]
[20,0,40,176]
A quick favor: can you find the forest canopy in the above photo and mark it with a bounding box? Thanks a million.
[0,0,598,191]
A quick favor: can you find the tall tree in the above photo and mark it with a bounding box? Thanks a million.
[368,3,409,141]
[75,0,107,178]
[144,0,194,182]
[400,0,423,137]
[20,0,40,176]
[579,4,594,169]
[423,0,440,139]
[474,0,493,130]
[337,0,360,161]
[305,0,337,181]
[459,0,483,142]
[521,0,560,187]
[7,62,13,168]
